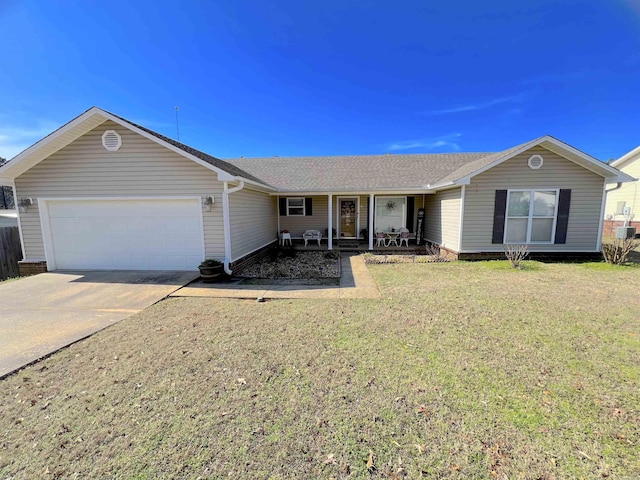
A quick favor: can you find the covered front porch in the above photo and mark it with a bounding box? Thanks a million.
[277,193,430,250]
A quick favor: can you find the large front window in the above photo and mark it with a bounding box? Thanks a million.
[375,196,406,232]
[505,190,558,243]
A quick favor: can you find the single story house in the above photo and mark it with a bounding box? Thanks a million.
[0,107,633,274]
[604,145,640,236]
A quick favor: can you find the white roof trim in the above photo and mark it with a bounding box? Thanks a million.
[95,110,273,190]
[611,144,640,169]
[270,188,433,196]
[455,135,635,185]
[0,107,274,191]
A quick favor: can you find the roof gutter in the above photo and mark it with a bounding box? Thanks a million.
[423,180,455,190]
[222,180,245,275]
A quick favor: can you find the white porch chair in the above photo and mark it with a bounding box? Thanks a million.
[399,228,410,247]
[375,231,387,247]
[302,229,322,247]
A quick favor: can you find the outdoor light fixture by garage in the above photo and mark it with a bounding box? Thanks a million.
[203,195,214,211]
[18,197,33,213]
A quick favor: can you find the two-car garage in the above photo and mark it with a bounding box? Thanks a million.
[39,198,205,271]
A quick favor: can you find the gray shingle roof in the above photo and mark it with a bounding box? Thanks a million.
[225,152,492,192]
[224,138,548,192]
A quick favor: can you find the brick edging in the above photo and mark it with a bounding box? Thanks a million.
[18,261,48,276]
[229,241,278,274]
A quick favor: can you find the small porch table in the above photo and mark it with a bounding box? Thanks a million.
[384,231,400,247]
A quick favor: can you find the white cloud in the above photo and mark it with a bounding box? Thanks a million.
[386,133,462,152]
[423,94,524,116]
[0,123,58,160]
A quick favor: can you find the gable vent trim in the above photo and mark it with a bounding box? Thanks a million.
[102,130,122,151]
[527,154,543,170]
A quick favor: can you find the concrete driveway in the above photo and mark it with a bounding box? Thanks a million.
[0,270,198,378]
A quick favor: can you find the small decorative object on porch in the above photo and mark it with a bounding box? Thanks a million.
[415,208,425,245]
[198,259,224,282]
[386,200,397,212]
[280,230,292,246]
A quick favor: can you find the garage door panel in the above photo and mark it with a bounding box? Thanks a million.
[45,199,204,271]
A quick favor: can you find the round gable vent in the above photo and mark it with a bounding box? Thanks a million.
[528,154,543,169]
[102,130,122,151]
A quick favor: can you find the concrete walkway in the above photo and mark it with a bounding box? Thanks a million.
[171,254,380,299]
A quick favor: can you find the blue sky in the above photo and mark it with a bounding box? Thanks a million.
[0,0,639,161]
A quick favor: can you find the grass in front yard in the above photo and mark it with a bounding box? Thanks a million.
[1,261,639,478]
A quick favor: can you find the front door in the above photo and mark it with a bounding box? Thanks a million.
[339,198,358,238]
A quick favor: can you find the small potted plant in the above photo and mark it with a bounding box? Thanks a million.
[198,259,224,283]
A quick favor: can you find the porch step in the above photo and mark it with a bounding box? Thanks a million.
[337,241,360,249]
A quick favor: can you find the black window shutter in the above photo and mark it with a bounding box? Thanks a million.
[305,197,313,216]
[492,190,508,244]
[555,189,571,244]
[279,198,287,216]
[367,196,371,231]
[406,197,415,231]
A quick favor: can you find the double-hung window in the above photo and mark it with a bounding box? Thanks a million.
[286,197,305,216]
[505,190,558,244]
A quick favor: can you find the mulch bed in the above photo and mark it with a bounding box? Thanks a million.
[239,250,340,280]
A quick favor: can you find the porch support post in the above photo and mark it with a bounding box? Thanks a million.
[328,194,333,250]
[369,193,374,250]
[276,195,281,239]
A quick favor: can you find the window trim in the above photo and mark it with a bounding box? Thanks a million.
[374,196,407,232]
[286,197,305,216]
[504,189,559,244]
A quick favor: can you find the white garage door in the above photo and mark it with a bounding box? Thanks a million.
[44,198,204,270]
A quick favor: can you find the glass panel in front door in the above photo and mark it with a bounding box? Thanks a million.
[340,199,357,237]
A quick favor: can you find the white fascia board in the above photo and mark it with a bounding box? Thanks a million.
[456,135,636,184]
[0,106,274,191]
[97,110,275,191]
[269,188,431,196]
[611,145,640,168]
[542,137,636,181]
[425,180,457,190]
[0,107,107,179]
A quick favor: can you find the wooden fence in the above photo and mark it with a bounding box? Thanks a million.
[0,227,22,280]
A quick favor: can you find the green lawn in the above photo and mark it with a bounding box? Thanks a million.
[1,260,639,479]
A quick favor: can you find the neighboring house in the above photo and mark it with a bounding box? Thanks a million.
[604,145,640,236]
[0,107,633,274]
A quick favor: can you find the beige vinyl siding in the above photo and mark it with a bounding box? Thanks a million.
[15,120,225,261]
[229,188,277,260]
[279,195,329,237]
[462,146,604,252]
[605,156,640,219]
[424,188,462,251]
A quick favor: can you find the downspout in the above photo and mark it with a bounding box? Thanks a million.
[222,180,245,275]
[606,182,623,194]
[598,180,623,247]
